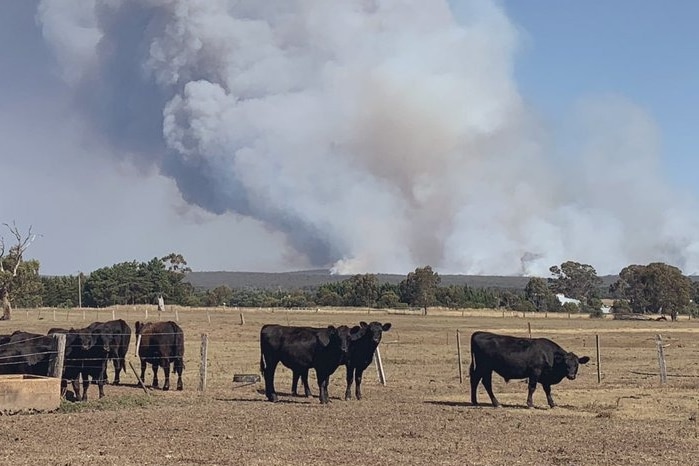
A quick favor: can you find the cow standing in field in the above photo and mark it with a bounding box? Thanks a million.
[469,331,589,408]
[135,321,185,391]
[87,319,131,385]
[290,321,392,401]
[48,326,111,400]
[260,324,354,404]
[343,321,391,401]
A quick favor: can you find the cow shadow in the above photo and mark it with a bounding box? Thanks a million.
[424,400,549,410]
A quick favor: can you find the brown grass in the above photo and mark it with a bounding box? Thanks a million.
[1,306,698,465]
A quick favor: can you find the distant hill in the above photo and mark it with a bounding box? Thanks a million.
[185,269,620,294]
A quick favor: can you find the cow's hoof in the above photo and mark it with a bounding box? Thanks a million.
[162,386,170,391]
[177,385,183,391]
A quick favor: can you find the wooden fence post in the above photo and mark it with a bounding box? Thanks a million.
[239,313,245,325]
[595,334,602,383]
[207,310,211,324]
[135,334,142,357]
[656,334,668,385]
[374,345,386,386]
[199,333,209,392]
[112,309,116,320]
[175,307,180,322]
[456,329,463,384]
[49,333,66,379]
[527,322,532,339]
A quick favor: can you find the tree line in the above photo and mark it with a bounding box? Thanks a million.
[3,222,699,319]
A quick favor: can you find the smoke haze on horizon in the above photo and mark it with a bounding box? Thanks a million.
[2,0,699,276]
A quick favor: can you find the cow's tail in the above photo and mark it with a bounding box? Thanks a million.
[469,333,476,374]
[259,349,265,375]
[174,324,185,371]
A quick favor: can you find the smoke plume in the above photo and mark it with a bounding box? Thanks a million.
[36,0,699,275]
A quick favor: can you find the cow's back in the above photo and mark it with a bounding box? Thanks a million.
[471,331,558,381]
[261,325,320,370]
[138,321,184,361]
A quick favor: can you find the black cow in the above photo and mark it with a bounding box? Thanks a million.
[87,319,131,385]
[260,324,354,404]
[135,321,185,391]
[343,321,391,401]
[469,331,590,408]
[48,326,111,400]
[290,321,392,401]
[0,331,54,376]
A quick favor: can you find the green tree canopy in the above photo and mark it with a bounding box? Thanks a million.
[610,262,691,317]
[548,261,602,301]
[399,266,440,314]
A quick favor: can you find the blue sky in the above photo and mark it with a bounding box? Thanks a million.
[1,1,699,276]
[502,0,699,190]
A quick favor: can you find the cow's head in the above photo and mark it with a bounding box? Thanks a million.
[135,321,144,336]
[318,325,351,353]
[563,352,590,380]
[359,321,392,344]
[78,329,96,351]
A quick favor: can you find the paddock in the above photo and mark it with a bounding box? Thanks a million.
[0,306,698,465]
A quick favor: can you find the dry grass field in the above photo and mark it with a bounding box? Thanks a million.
[1,306,699,465]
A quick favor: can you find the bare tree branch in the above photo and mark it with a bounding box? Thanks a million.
[1,223,38,277]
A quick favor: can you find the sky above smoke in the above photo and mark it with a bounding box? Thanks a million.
[2,0,699,276]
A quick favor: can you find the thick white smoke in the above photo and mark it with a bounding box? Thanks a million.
[36,0,699,275]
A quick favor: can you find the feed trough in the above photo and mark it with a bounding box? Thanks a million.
[0,375,61,413]
[232,373,261,388]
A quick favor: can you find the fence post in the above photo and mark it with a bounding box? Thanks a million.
[374,345,386,385]
[49,333,66,379]
[456,329,463,384]
[112,309,116,320]
[135,334,142,357]
[656,334,668,385]
[199,333,209,392]
[239,312,245,325]
[527,322,532,339]
[595,334,602,383]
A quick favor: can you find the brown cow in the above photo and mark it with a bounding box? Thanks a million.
[135,321,185,391]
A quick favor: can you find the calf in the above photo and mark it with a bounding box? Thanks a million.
[135,321,185,391]
[87,319,131,385]
[469,331,589,408]
[343,321,391,401]
[260,324,353,404]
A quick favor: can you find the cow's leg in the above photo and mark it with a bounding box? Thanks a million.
[317,374,329,404]
[469,362,482,406]
[174,357,184,391]
[344,365,355,401]
[526,375,538,408]
[151,363,159,388]
[162,361,171,391]
[301,370,311,397]
[542,383,556,408]
[97,373,106,399]
[481,370,500,407]
[354,368,364,401]
[140,359,147,385]
[291,371,300,396]
[263,359,280,402]
[71,377,81,400]
[81,374,90,401]
[112,358,121,385]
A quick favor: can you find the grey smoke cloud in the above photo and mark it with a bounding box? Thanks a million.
[35,0,699,275]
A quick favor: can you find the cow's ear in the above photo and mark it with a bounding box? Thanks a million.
[318,330,332,347]
[578,356,590,364]
[382,323,392,332]
[360,321,368,328]
[350,326,363,340]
